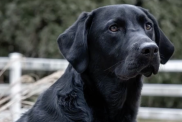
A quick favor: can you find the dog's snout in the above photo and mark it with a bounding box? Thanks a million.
[140,43,158,56]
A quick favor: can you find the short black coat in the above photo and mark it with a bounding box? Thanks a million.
[17,4,174,122]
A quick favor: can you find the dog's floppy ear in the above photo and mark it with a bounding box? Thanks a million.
[139,7,174,64]
[57,12,93,73]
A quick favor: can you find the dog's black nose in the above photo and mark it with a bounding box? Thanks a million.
[140,43,158,56]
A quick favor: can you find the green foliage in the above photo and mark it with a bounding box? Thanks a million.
[1,0,181,58]
[0,0,135,57]
[0,0,181,108]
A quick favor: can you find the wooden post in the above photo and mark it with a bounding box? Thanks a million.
[9,53,22,121]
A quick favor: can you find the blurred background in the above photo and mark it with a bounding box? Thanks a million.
[0,0,182,122]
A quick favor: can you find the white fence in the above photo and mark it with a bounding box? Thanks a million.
[0,53,182,121]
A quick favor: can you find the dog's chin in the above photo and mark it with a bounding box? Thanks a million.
[141,69,153,77]
[140,65,158,77]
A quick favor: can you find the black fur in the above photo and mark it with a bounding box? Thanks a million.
[17,4,174,122]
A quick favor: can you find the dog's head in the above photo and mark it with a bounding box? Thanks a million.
[57,5,174,80]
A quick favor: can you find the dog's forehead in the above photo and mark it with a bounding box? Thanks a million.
[93,4,146,21]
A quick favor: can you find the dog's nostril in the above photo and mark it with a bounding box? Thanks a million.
[154,48,158,53]
[141,48,150,54]
[140,43,158,55]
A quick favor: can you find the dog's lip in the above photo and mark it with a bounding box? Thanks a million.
[117,75,131,80]
[140,65,158,77]
[143,71,153,77]
[115,61,159,79]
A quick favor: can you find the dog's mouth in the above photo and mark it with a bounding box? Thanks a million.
[114,58,160,80]
[140,65,158,77]
[116,64,158,80]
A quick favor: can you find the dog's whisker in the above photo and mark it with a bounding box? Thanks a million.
[104,61,122,71]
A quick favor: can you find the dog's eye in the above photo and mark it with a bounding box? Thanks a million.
[145,23,152,30]
[109,25,119,32]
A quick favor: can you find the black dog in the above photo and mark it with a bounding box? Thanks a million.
[17,4,174,122]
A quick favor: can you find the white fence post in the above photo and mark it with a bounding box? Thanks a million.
[9,53,22,122]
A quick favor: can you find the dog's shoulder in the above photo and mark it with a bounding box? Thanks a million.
[42,65,92,122]
[55,65,92,121]
[18,65,92,122]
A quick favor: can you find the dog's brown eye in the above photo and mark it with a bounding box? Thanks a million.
[145,23,152,30]
[109,25,119,32]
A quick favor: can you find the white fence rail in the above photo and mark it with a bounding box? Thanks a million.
[1,54,182,72]
[0,56,68,71]
[1,83,182,97]
[0,53,182,121]
[138,107,182,121]
[1,107,182,121]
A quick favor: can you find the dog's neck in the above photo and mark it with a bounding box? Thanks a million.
[81,69,143,121]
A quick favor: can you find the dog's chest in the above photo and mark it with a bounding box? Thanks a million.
[87,80,142,122]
